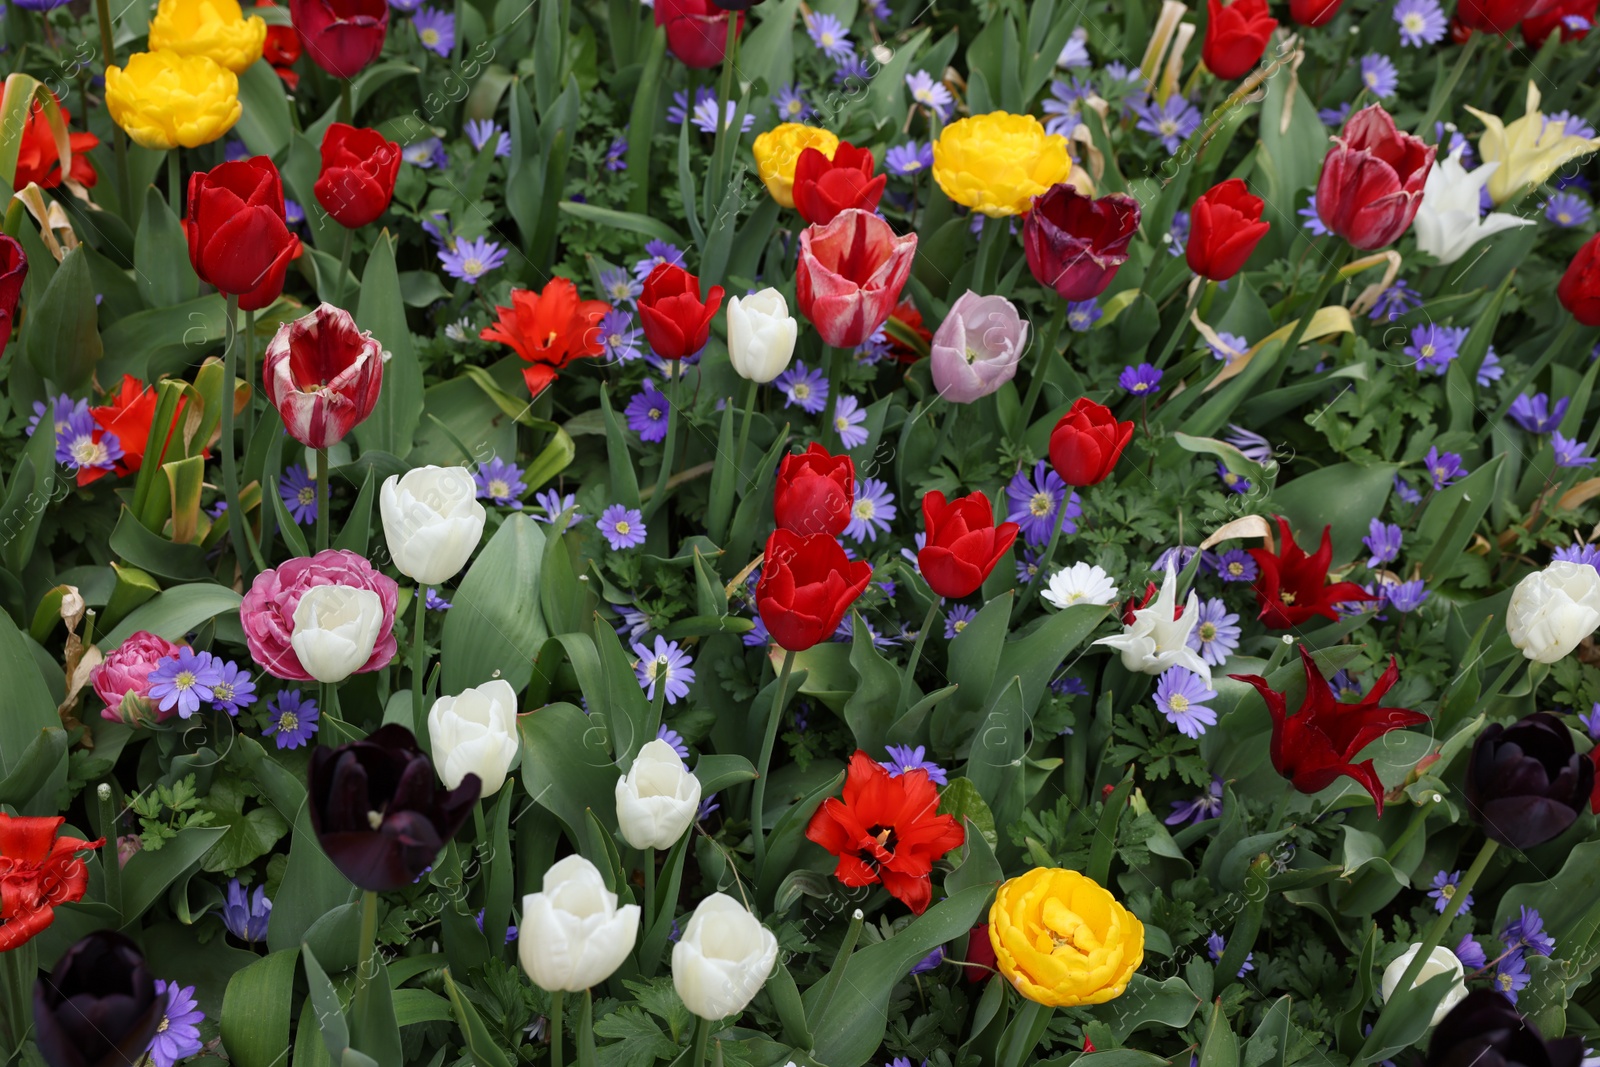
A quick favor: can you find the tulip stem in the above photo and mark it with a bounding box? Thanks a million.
[1276,244,1350,365]
[339,79,353,125]
[733,377,759,489]
[973,215,1005,295]
[243,309,256,448]
[167,149,181,212]
[219,294,256,580]
[316,447,330,552]
[644,370,682,521]
[97,781,122,914]
[412,584,427,736]
[807,906,864,1028]
[690,1014,711,1067]
[707,14,741,224]
[550,989,565,1067]
[351,889,380,1036]
[1019,301,1068,428]
[896,599,942,716]
[336,227,354,308]
[750,647,796,873]
[1478,655,1525,710]
[1150,279,1205,372]
[1416,32,1482,140]
[93,0,132,220]
[1014,491,1071,617]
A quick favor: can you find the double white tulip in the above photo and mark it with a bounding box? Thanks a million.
[428,679,519,795]
[726,288,797,383]
[1380,944,1467,1026]
[1507,560,1600,663]
[672,893,778,1020]
[379,466,487,585]
[518,855,640,992]
[1411,145,1533,265]
[290,585,384,683]
[616,739,702,850]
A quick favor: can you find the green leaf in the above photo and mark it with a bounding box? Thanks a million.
[691,754,757,795]
[0,728,66,809]
[119,825,229,926]
[518,701,618,841]
[221,949,300,1067]
[101,584,244,647]
[1199,998,1240,1067]
[354,234,424,456]
[332,469,377,555]
[1096,974,1201,1042]
[443,970,515,1067]
[25,245,101,392]
[937,778,999,852]
[439,513,549,693]
[234,59,295,158]
[842,608,900,754]
[301,941,352,1062]
[1415,454,1505,584]
[134,188,198,307]
[1272,462,1400,564]
[197,780,290,874]
[558,200,683,244]
[1246,997,1293,1067]
[964,676,1029,829]
[0,613,66,816]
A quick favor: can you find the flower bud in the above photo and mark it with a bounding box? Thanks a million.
[726,288,798,383]
[428,679,520,796]
[1465,712,1594,850]
[671,893,778,1019]
[519,855,640,992]
[379,466,488,586]
[1380,945,1468,1026]
[615,738,702,850]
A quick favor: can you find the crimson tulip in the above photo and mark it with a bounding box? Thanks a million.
[796,208,917,347]
[1523,0,1595,44]
[314,122,400,229]
[774,442,854,538]
[1249,516,1373,627]
[1186,179,1270,280]
[80,375,190,487]
[638,263,723,359]
[1202,0,1278,79]
[262,1,304,89]
[262,303,385,449]
[918,490,1019,599]
[1289,0,1343,25]
[756,528,873,651]
[14,96,98,192]
[655,0,742,67]
[481,278,611,397]
[291,0,387,77]
[186,157,302,311]
[1315,104,1434,250]
[792,142,886,225]
[1459,0,1539,32]
[1047,398,1134,487]
[0,235,26,353]
[1231,646,1427,815]
[0,815,102,951]
[33,931,163,1067]
[1466,712,1594,849]
[1022,184,1140,302]
[1558,233,1600,326]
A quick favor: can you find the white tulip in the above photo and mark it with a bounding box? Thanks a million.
[379,466,487,585]
[726,289,797,383]
[672,893,778,1020]
[1093,559,1211,683]
[290,585,384,683]
[1380,944,1467,1026]
[1412,146,1534,266]
[1507,560,1600,663]
[428,679,520,796]
[518,855,640,992]
[616,739,702,850]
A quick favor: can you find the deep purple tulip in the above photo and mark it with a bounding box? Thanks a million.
[1425,990,1582,1067]
[1464,712,1594,850]
[33,931,162,1067]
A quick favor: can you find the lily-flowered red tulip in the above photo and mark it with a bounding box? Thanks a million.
[1023,184,1140,302]
[1249,516,1374,627]
[795,208,917,348]
[291,0,387,77]
[263,303,385,449]
[1315,104,1435,250]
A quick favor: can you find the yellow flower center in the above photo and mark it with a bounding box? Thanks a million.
[1198,622,1216,641]
[792,383,811,400]
[614,520,631,536]
[279,711,298,732]
[175,670,196,690]
[1167,693,1190,713]
[1029,492,1053,517]
[462,258,484,277]
[215,681,234,701]
[952,619,967,633]
[1228,562,1244,576]
[420,28,439,44]
[1280,591,1296,604]
[854,500,874,520]
[298,486,315,505]
[489,479,510,498]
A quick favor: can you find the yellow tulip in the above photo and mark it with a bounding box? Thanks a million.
[989,868,1143,1008]
[149,0,268,74]
[106,51,242,150]
[933,112,1072,217]
[1466,82,1600,206]
[752,124,841,209]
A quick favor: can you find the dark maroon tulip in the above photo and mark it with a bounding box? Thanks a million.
[308,724,480,892]
[1425,991,1583,1067]
[290,0,388,78]
[1022,184,1141,302]
[1464,712,1594,849]
[33,930,162,1067]
[0,235,26,353]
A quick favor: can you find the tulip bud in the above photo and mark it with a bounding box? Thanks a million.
[930,291,1029,404]
[1186,179,1271,281]
[727,288,798,383]
[379,465,488,586]
[262,303,385,449]
[655,0,742,67]
[519,855,641,992]
[91,630,183,725]
[792,141,887,226]
[756,529,873,651]
[918,490,1019,599]
[290,584,385,684]
[1465,712,1594,849]
[671,893,779,1019]
[773,443,854,538]
[428,679,520,796]
[314,123,401,229]
[1048,397,1134,487]
[1380,945,1468,1025]
[1557,233,1600,327]
[34,931,163,1067]
[290,0,387,77]
[0,235,25,352]
[616,738,702,850]
[186,157,302,310]
[1506,560,1600,662]
[1288,0,1343,24]
[1201,0,1278,80]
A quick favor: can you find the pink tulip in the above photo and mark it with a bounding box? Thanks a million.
[795,209,917,348]
[240,549,399,682]
[91,631,182,724]
[929,291,1029,403]
[262,303,385,450]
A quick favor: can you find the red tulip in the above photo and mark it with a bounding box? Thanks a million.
[1523,0,1595,45]
[480,278,611,397]
[83,375,190,486]
[1231,646,1427,815]
[290,0,387,78]
[1202,0,1278,79]
[263,303,385,448]
[1458,0,1539,33]
[962,925,996,983]
[792,142,887,226]
[918,490,1019,599]
[1558,233,1600,326]
[0,235,26,353]
[1186,179,1270,280]
[14,97,98,192]
[655,0,743,67]
[756,529,872,651]
[637,263,722,360]
[774,442,854,538]
[1249,516,1374,627]
[1047,398,1134,487]
[796,208,917,348]
[314,123,400,229]
[1315,104,1434,250]
[1288,0,1343,24]
[260,1,304,89]
[1022,184,1140,302]
[0,814,103,951]
[186,157,302,311]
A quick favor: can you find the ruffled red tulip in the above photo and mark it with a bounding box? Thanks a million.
[0,815,103,951]
[756,528,872,651]
[655,0,742,67]
[793,142,887,226]
[1203,0,1278,79]
[186,157,302,311]
[314,122,400,229]
[1523,0,1595,45]
[80,375,192,487]
[14,97,98,192]
[774,442,854,538]
[796,208,917,348]
[1231,646,1427,815]
[1315,104,1434,251]
[0,235,26,354]
[481,278,610,398]
[1289,0,1343,25]
[1048,398,1134,487]
[1249,516,1373,627]
[1022,184,1140,302]
[918,490,1019,599]
[1558,233,1600,326]
[1187,179,1270,281]
[263,303,385,449]
[804,751,965,914]
[638,263,723,360]
[1458,0,1539,32]
[1467,712,1595,849]
[290,0,387,77]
